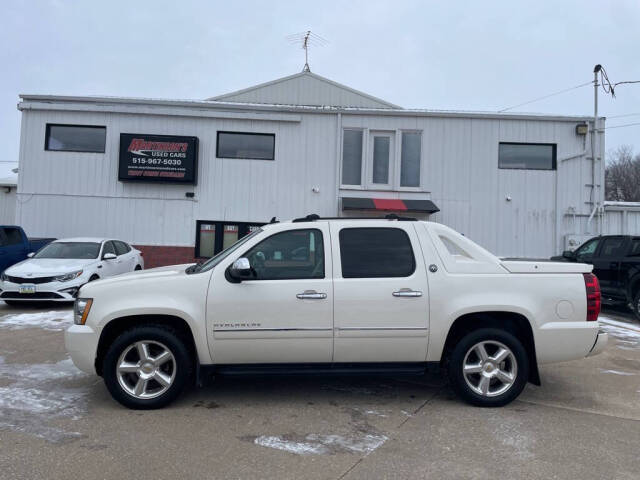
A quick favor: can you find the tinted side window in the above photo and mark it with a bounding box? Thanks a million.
[243,229,324,280]
[339,228,415,278]
[629,239,640,257]
[114,241,130,255]
[599,237,626,258]
[575,238,599,261]
[102,241,116,256]
[3,228,23,246]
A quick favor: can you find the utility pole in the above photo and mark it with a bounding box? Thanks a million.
[588,65,601,234]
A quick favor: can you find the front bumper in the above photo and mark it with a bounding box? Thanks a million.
[586,330,608,357]
[0,277,86,302]
[65,324,99,374]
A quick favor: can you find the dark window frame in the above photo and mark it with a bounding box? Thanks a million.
[498,142,557,171]
[338,227,416,279]
[238,228,325,281]
[195,220,266,258]
[45,123,107,153]
[216,131,275,160]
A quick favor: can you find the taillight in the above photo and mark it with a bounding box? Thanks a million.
[583,273,601,321]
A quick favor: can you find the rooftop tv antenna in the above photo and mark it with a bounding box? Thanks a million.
[286,30,328,72]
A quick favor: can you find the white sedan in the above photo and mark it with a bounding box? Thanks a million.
[0,237,143,304]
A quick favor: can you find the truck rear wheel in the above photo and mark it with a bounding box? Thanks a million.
[448,328,529,407]
[102,325,193,409]
[633,290,640,322]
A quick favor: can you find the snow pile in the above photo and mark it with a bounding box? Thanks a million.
[0,310,73,331]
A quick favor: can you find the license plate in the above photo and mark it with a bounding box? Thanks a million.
[19,284,36,294]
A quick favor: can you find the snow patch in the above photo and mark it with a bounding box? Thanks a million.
[0,310,73,331]
[599,317,640,350]
[599,368,636,376]
[0,356,88,443]
[254,433,388,455]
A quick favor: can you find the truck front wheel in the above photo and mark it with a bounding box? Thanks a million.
[448,328,529,407]
[102,325,193,409]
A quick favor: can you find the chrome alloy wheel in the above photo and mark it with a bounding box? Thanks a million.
[462,340,517,397]
[116,341,176,399]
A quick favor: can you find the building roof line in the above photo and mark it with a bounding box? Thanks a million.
[18,94,598,122]
[208,71,402,109]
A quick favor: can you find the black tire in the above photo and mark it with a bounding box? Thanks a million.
[89,274,100,281]
[633,290,640,322]
[135,265,142,271]
[447,328,529,407]
[103,325,193,409]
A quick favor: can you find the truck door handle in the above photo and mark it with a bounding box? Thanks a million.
[393,289,422,297]
[610,262,619,268]
[296,290,327,300]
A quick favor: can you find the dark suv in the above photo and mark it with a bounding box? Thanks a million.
[552,235,640,320]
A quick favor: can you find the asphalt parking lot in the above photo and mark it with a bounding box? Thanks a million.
[0,304,639,480]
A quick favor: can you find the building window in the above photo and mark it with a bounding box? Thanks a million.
[498,143,556,170]
[341,129,423,189]
[371,134,392,186]
[242,229,324,280]
[339,227,415,278]
[341,129,363,185]
[45,124,106,153]
[400,132,421,187]
[195,220,265,258]
[216,131,275,160]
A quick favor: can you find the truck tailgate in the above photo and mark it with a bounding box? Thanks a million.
[501,260,593,274]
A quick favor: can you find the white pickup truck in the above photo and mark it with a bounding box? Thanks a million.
[65,216,607,409]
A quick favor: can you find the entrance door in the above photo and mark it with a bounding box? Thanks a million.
[330,221,430,362]
[206,223,333,364]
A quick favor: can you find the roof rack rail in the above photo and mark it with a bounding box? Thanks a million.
[291,213,417,223]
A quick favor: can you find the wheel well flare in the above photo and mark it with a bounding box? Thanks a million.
[442,312,540,385]
[95,315,196,376]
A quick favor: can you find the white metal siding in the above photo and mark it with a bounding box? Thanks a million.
[214,74,395,108]
[0,189,16,225]
[17,100,603,258]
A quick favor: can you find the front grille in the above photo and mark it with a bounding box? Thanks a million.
[1,292,63,299]
[6,276,56,284]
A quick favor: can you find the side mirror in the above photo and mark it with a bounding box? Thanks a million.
[562,250,576,260]
[103,252,117,260]
[27,252,35,258]
[228,257,253,281]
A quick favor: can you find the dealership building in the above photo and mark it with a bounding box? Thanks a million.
[16,71,607,267]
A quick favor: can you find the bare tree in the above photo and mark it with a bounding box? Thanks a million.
[605,145,640,202]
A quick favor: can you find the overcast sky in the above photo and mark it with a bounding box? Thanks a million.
[3,0,640,164]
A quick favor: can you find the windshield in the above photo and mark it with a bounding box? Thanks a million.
[34,242,101,259]
[190,228,263,274]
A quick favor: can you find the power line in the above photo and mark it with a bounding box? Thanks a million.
[607,112,640,119]
[604,122,640,130]
[498,81,592,112]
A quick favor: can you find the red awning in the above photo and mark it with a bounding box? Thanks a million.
[342,197,439,213]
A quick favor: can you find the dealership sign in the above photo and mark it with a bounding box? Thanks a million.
[118,133,198,184]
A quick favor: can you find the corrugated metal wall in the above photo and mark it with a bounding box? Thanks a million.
[0,189,16,225]
[214,73,395,108]
[17,102,603,258]
[603,207,640,235]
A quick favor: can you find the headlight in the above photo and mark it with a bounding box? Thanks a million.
[55,270,83,282]
[0,272,7,282]
[74,298,93,325]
